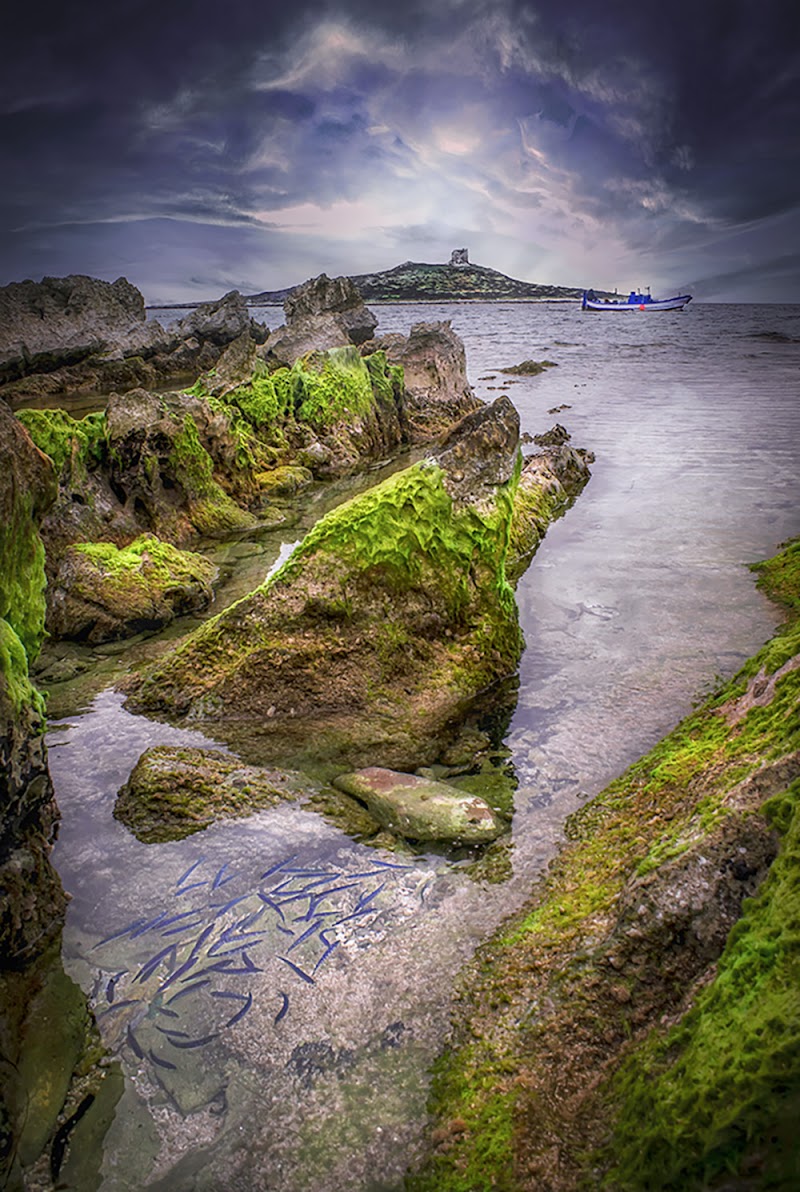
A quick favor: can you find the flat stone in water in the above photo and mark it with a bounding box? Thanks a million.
[333,766,506,843]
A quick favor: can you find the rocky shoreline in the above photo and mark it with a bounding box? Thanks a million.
[409,539,800,1190]
[1,267,796,1189]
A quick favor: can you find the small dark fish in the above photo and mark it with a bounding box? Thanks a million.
[188,921,217,960]
[155,1005,180,1019]
[97,998,141,1018]
[212,862,235,890]
[237,905,267,931]
[279,956,315,984]
[135,945,177,984]
[127,1027,145,1060]
[93,917,148,948]
[355,883,385,909]
[313,940,340,973]
[159,909,206,930]
[105,970,127,1003]
[223,991,252,1028]
[156,1025,190,1038]
[225,950,262,974]
[157,954,199,992]
[175,879,207,896]
[369,858,413,870]
[149,1049,178,1071]
[283,872,333,882]
[165,979,210,1004]
[129,910,169,938]
[161,918,205,937]
[335,906,379,925]
[210,892,251,917]
[186,959,238,981]
[166,1033,220,1049]
[211,863,230,891]
[260,855,296,880]
[274,992,290,1024]
[287,920,322,952]
[276,923,295,937]
[256,892,285,921]
[176,856,206,888]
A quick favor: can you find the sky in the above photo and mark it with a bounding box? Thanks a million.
[2,0,798,303]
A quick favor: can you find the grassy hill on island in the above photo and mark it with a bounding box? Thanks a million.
[246,254,608,305]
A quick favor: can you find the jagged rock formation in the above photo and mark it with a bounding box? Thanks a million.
[0,276,267,401]
[260,274,378,367]
[125,397,592,771]
[0,400,115,1189]
[361,321,480,439]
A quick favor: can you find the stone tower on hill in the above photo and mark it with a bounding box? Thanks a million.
[450,248,469,266]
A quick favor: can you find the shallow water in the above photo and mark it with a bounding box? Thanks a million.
[44,302,800,1189]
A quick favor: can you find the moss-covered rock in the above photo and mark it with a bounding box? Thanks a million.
[126,397,535,769]
[114,745,319,841]
[48,533,216,644]
[409,539,800,1192]
[0,401,64,966]
[499,359,557,376]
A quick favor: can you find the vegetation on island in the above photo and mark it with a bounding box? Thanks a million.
[410,538,800,1191]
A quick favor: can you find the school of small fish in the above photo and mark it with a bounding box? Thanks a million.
[91,852,411,1076]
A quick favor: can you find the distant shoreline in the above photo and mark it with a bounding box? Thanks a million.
[146,296,582,311]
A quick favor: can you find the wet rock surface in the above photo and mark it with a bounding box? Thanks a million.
[115,745,319,841]
[124,395,548,769]
[333,767,506,843]
[48,534,216,644]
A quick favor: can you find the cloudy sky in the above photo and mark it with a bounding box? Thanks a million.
[3,0,798,302]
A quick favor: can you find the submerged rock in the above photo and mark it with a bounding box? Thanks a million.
[125,395,532,768]
[115,745,318,841]
[48,534,216,644]
[333,767,506,843]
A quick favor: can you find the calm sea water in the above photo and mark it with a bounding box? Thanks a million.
[45,302,800,1190]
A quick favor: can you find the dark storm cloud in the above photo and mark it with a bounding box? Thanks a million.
[2,0,798,299]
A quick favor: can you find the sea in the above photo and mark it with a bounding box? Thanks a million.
[40,301,800,1190]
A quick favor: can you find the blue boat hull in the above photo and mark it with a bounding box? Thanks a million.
[582,291,692,312]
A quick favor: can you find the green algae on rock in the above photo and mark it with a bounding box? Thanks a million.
[333,767,507,844]
[48,533,216,644]
[115,745,319,841]
[125,396,542,769]
[409,538,800,1192]
[499,359,558,376]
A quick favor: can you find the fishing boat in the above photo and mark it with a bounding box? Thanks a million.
[581,288,692,312]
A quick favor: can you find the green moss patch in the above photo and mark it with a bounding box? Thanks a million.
[602,779,800,1191]
[16,408,106,476]
[0,618,44,717]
